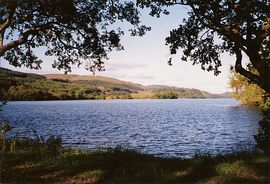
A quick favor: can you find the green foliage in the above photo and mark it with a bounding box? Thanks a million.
[0,120,11,151]
[5,85,58,100]
[230,69,265,106]
[75,90,84,99]
[1,134,62,158]
[1,120,11,134]
[1,120,62,156]
[0,0,149,73]
[75,79,144,92]
[216,160,249,177]
[137,1,270,94]
[259,97,270,111]
[149,85,209,98]
[44,136,62,156]
[83,88,102,94]
[2,77,135,101]
[153,91,178,99]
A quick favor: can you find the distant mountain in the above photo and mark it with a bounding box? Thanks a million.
[45,74,146,92]
[0,67,232,100]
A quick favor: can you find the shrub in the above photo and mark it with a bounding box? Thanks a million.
[45,136,62,156]
[1,121,62,157]
[153,91,178,99]
[0,120,11,152]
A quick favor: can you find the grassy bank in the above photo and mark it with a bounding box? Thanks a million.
[1,143,269,184]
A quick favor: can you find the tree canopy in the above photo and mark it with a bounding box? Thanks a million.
[0,0,149,73]
[1,0,270,94]
[137,0,270,94]
[229,68,264,105]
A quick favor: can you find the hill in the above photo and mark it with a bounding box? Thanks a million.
[45,74,224,99]
[147,85,211,98]
[0,67,232,100]
[45,74,146,92]
[0,67,45,80]
[0,67,45,90]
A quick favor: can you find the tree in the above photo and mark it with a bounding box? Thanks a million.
[229,68,264,105]
[137,0,270,94]
[0,0,149,73]
[1,1,270,95]
[153,91,178,99]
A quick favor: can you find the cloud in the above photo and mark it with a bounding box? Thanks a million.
[128,74,154,80]
[102,72,154,82]
[105,60,146,72]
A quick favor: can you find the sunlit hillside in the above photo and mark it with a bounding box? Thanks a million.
[0,67,232,101]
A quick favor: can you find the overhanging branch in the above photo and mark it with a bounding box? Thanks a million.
[0,25,51,56]
[234,47,261,86]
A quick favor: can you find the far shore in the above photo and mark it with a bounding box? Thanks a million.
[1,97,234,102]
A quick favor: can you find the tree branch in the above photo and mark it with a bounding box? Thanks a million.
[53,29,77,50]
[0,11,17,33]
[0,25,51,56]
[0,30,4,46]
[0,31,32,55]
[190,3,248,52]
[189,4,220,33]
[234,47,261,86]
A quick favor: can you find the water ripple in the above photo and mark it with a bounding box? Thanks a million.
[0,99,261,157]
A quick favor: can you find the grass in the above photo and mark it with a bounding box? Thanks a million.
[1,144,269,184]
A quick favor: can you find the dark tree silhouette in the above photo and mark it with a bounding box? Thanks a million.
[0,0,149,73]
[137,0,270,94]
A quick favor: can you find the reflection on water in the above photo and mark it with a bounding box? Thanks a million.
[0,99,261,157]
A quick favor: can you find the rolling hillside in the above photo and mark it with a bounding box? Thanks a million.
[147,85,211,98]
[45,74,146,92]
[0,67,232,100]
[45,74,230,98]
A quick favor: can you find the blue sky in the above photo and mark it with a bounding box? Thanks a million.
[0,5,240,93]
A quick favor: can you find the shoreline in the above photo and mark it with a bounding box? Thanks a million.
[1,97,234,102]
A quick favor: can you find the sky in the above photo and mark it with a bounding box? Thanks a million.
[0,5,240,94]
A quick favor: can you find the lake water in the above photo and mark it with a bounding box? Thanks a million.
[0,99,261,157]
